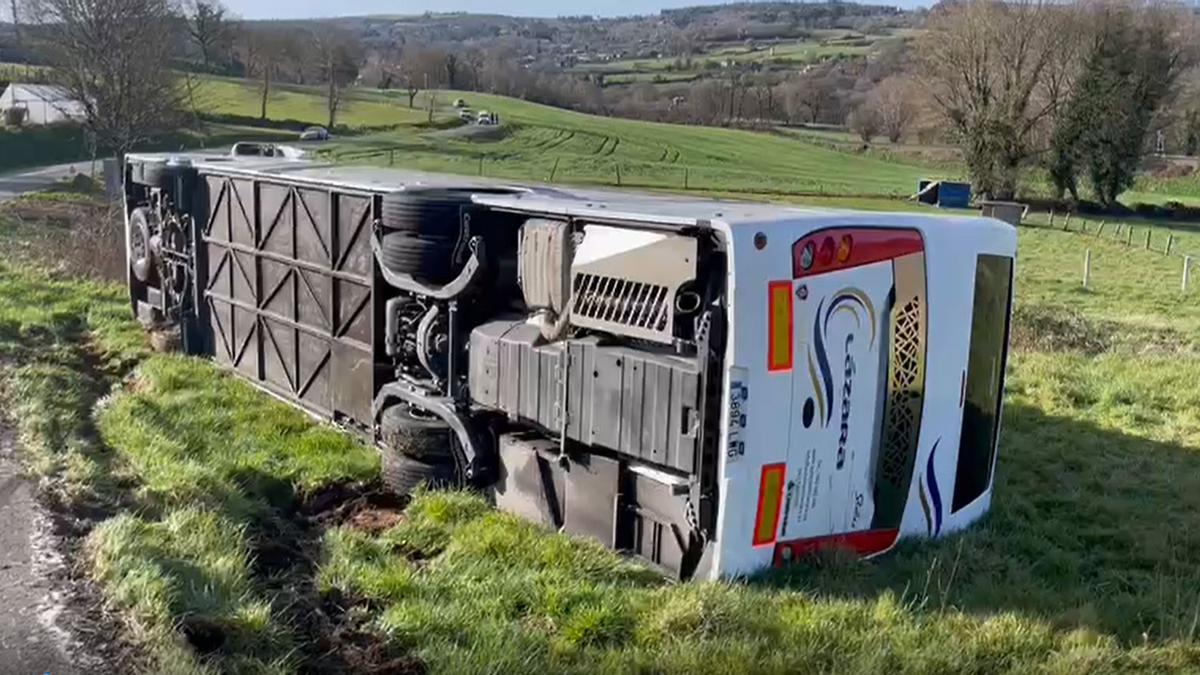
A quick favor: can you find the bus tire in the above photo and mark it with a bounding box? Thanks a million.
[380,450,455,497]
[380,189,473,238]
[133,161,170,189]
[377,230,456,283]
[129,208,155,283]
[379,404,454,461]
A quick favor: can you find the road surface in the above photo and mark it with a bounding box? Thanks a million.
[0,164,118,674]
[0,161,103,202]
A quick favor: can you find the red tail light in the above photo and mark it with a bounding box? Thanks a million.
[792,228,923,279]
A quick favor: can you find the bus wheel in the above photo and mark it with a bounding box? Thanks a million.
[129,208,155,283]
[380,450,455,497]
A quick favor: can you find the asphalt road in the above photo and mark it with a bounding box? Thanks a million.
[0,161,102,202]
[0,164,112,674]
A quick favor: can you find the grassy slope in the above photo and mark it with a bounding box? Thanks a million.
[205,77,1197,207]
[7,190,1200,671]
[310,89,937,196]
[5,96,1200,672]
[0,202,376,673]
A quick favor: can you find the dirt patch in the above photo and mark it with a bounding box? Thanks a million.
[314,618,424,675]
[1011,304,1113,355]
[302,481,408,532]
[1011,303,1196,356]
[181,618,227,655]
[246,483,418,674]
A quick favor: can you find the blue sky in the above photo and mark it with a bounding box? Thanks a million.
[225,0,923,21]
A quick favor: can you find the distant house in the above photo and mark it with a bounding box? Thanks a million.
[0,83,87,125]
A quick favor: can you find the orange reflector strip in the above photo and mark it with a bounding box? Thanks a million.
[767,281,793,372]
[753,463,787,547]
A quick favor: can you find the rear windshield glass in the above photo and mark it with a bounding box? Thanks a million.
[952,254,1013,512]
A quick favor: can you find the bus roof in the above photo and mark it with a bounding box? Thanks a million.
[127,150,1012,235]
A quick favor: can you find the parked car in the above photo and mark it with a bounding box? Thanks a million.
[453,98,467,108]
[458,109,474,122]
[299,126,330,142]
[476,111,498,126]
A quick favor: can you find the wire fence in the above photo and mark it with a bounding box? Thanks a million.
[1025,208,1200,291]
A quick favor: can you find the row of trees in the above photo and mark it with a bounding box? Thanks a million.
[919,0,1198,203]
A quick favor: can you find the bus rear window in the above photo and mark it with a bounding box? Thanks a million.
[952,254,1013,513]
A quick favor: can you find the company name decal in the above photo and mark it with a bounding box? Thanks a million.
[837,335,855,470]
[806,288,878,432]
[918,439,944,537]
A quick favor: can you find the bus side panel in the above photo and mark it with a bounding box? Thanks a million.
[199,173,378,427]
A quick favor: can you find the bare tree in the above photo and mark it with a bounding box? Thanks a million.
[312,26,361,129]
[784,69,839,124]
[917,0,1078,198]
[183,0,231,70]
[872,76,919,143]
[8,0,22,43]
[398,46,447,108]
[31,0,184,159]
[847,103,881,143]
[238,25,288,120]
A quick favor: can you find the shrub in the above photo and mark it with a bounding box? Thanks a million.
[4,106,28,128]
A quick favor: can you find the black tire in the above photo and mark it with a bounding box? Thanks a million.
[378,230,456,283]
[379,405,454,461]
[379,189,477,238]
[132,160,170,189]
[380,451,455,496]
[129,208,155,283]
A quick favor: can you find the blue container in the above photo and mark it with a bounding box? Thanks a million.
[936,181,972,209]
[916,180,972,209]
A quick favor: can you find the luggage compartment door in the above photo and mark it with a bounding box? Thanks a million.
[201,176,377,426]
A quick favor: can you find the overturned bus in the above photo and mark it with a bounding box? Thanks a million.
[122,148,1016,580]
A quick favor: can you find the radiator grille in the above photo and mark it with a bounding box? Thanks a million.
[571,273,673,342]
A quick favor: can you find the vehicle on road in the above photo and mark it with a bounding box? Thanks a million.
[121,150,1016,580]
[299,126,330,141]
[453,98,467,108]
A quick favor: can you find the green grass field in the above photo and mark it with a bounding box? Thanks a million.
[5,177,1200,671]
[5,79,1200,672]
[576,30,895,76]
[296,88,942,197]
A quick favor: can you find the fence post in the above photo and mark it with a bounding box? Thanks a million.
[1083,249,1091,289]
[1064,211,1072,231]
[684,167,689,190]
[389,149,395,166]
[478,156,484,176]
[1097,221,1105,237]
[1145,226,1153,251]
[1048,209,1056,228]
[549,157,560,183]
[615,163,622,187]
[1166,234,1174,256]
[1185,256,1192,292]
[1126,226,1133,246]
